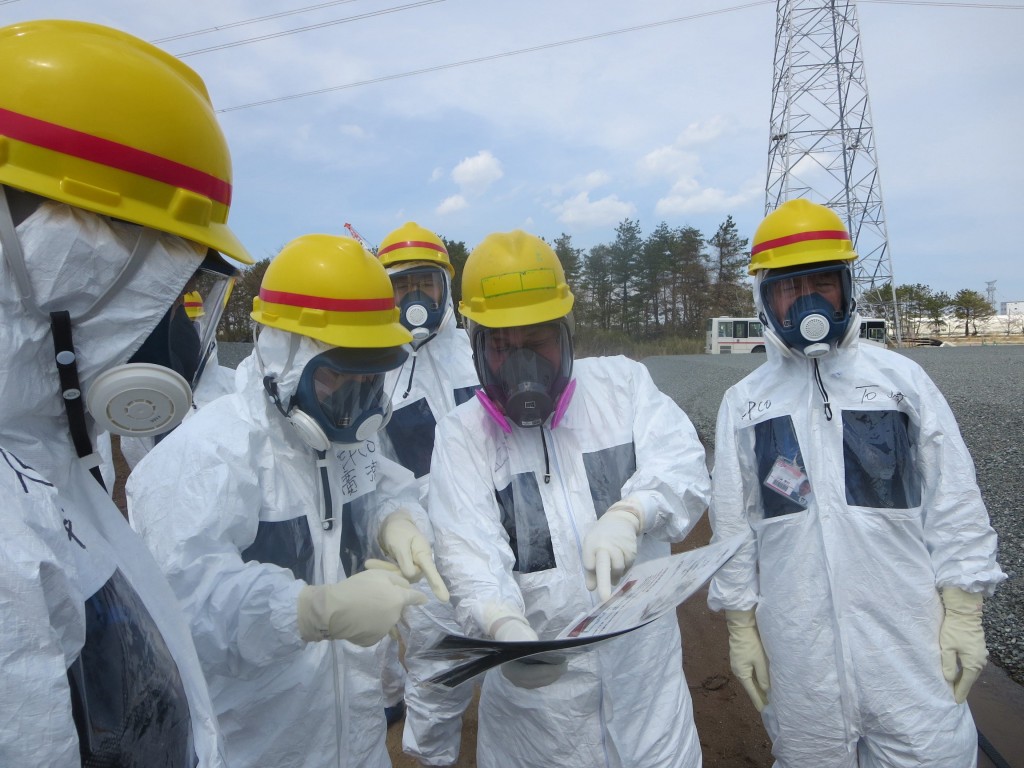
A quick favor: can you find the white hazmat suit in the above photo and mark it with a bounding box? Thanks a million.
[708,327,1006,768]
[128,327,429,768]
[381,313,480,766]
[0,199,228,766]
[428,355,711,768]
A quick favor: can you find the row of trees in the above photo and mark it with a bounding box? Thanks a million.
[219,216,755,342]
[219,219,1013,343]
[861,283,1017,338]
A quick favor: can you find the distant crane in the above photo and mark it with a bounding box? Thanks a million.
[343,222,377,255]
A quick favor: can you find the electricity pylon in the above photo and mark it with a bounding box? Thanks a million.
[765,0,901,343]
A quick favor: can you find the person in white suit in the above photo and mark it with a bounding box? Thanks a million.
[427,230,711,768]
[0,19,250,766]
[708,199,1006,768]
[376,222,480,766]
[128,234,449,768]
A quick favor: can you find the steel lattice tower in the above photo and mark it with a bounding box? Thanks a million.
[766,0,901,340]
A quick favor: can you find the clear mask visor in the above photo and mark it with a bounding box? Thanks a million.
[293,345,408,443]
[475,322,573,427]
[759,262,854,352]
[389,264,450,337]
[129,252,237,390]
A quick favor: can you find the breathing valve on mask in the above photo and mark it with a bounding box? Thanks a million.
[789,294,836,357]
[399,290,444,342]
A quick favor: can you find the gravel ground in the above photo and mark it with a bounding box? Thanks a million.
[643,344,1024,688]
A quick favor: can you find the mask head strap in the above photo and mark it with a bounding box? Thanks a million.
[50,310,105,488]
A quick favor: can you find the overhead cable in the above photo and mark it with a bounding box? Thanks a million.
[218,0,774,112]
[175,0,444,58]
[152,0,363,43]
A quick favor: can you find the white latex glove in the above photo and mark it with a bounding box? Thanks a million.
[582,499,643,601]
[725,609,770,712]
[378,510,449,602]
[940,587,988,704]
[492,616,567,689]
[296,569,427,646]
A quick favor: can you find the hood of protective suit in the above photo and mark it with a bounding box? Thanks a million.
[234,325,331,417]
[753,269,862,361]
[0,198,203,479]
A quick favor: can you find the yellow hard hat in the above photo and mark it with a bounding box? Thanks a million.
[749,199,857,276]
[377,221,454,278]
[183,290,205,320]
[459,230,574,329]
[251,234,412,348]
[0,20,251,264]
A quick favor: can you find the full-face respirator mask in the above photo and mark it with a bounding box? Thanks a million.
[262,343,409,451]
[471,320,574,429]
[87,253,237,437]
[0,188,237,440]
[389,264,451,345]
[759,262,855,358]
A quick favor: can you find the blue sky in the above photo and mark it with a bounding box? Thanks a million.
[5,0,1023,305]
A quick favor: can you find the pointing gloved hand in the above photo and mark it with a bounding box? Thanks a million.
[296,568,427,646]
[940,586,988,704]
[725,609,770,712]
[377,509,450,602]
[491,615,567,690]
[582,499,644,601]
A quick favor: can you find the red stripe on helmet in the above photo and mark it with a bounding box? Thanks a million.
[260,288,394,312]
[377,239,447,258]
[0,108,232,206]
[751,229,849,256]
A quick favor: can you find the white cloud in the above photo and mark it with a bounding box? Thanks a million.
[582,170,610,190]
[451,150,504,195]
[549,170,612,197]
[556,191,636,228]
[436,195,468,215]
[337,123,369,140]
[638,145,701,181]
[655,186,754,217]
[15,0,1020,300]
[675,116,731,147]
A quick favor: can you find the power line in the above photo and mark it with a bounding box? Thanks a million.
[152,0,363,44]
[176,0,443,58]
[218,1,775,112]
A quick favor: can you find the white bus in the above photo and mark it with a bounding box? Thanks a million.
[705,316,888,354]
[705,317,766,354]
[858,318,888,347]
